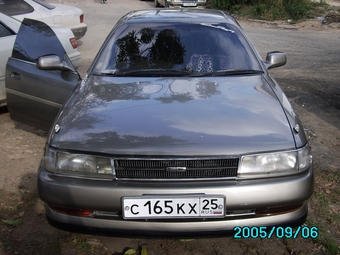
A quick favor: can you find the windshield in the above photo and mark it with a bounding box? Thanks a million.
[93,22,262,76]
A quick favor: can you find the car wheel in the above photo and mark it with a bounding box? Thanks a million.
[155,0,160,7]
[164,0,169,7]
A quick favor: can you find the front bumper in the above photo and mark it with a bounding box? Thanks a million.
[45,203,308,237]
[38,164,313,237]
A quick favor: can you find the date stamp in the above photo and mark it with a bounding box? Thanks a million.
[233,226,319,239]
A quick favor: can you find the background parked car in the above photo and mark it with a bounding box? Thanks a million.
[0,0,87,39]
[154,0,207,8]
[0,12,81,107]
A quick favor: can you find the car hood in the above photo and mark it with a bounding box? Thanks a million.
[50,75,295,156]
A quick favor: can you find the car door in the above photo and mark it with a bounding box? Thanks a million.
[0,20,16,107]
[6,18,80,130]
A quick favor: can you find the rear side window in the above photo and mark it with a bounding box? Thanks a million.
[31,0,55,10]
[0,0,34,16]
[0,22,15,37]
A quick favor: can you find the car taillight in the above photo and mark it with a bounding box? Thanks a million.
[70,38,78,49]
[80,14,84,23]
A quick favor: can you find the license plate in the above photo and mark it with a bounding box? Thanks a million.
[122,195,225,219]
[183,2,197,6]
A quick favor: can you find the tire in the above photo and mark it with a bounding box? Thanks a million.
[155,0,160,7]
[164,0,169,7]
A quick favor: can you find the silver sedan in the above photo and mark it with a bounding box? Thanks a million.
[6,8,313,237]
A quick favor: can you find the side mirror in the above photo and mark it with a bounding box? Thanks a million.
[37,55,74,72]
[265,51,287,69]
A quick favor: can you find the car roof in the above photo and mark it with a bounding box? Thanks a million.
[119,8,238,26]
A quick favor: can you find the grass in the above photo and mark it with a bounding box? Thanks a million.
[307,167,340,254]
[324,239,340,255]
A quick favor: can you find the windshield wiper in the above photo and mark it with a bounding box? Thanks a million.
[190,69,264,77]
[102,69,193,77]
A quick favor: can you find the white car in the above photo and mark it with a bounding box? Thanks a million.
[0,12,81,107]
[0,0,87,39]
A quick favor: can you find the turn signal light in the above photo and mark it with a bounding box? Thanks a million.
[49,205,94,217]
[256,203,303,216]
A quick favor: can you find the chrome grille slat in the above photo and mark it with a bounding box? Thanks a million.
[115,158,239,180]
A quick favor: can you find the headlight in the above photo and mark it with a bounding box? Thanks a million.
[44,147,113,179]
[238,145,312,177]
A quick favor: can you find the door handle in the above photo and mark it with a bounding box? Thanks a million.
[9,72,22,80]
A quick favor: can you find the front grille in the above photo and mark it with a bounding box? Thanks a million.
[114,158,239,180]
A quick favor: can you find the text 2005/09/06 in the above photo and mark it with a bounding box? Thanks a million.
[234,226,319,239]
